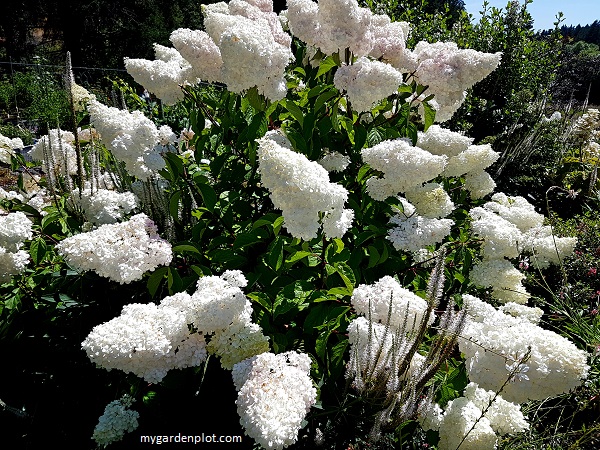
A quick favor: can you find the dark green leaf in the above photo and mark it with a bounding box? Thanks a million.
[147,266,169,298]
[196,183,217,212]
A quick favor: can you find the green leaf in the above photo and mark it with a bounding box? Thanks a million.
[353,123,367,151]
[167,267,183,294]
[315,330,331,361]
[316,56,338,78]
[29,238,47,265]
[422,101,437,131]
[314,89,338,113]
[304,304,350,333]
[367,245,380,268]
[453,272,466,283]
[246,86,266,111]
[163,151,184,177]
[329,339,348,377]
[268,236,284,272]
[147,266,169,298]
[169,191,182,222]
[284,100,304,127]
[172,244,201,255]
[273,216,285,235]
[285,250,314,265]
[334,262,356,292]
[247,292,273,313]
[237,111,268,146]
[196,183,217,212]
[233,230,267,250]
[272,281,313,320]
[367,128,383,146]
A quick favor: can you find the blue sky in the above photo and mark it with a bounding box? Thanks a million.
[464,0,600,30]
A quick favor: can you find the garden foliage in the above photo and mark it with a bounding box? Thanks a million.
[0,0,594,449]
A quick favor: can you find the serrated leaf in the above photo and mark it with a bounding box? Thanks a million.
[367,128,383,146]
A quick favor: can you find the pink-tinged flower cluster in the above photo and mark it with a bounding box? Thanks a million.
[126,0,293,103]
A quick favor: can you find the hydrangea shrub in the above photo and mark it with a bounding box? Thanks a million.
[0,0,591,448]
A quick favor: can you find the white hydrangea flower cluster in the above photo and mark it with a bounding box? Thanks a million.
[287,0,412,64]
[125,44,193,105]
[350,275,432,332]
[361,138,447,201]
[70,184,138,225]
[82,301,206,383]
[126,0,293,102]
[422,382,528,450]
[333,57,404,113]
[404,183,454,219]
[0,210,33,282]
[499,302,543,324]
[0,210,34,252]
[71,83,96,112]
[257,131,353,240]
[573,108,600,139]
[411,42,502,122]
[30,129,78,177]
[88,100,173,179]
[232,351,317,450]
[317,149,350,172]
[469,257,529,304]
[459,294,590,403]
[56,213,173,284]
[83,271,269,380]
[156,270,269,370]
[92,395,139,447]
[483,193,544,232]
[520,224,578,269]
[0,133,24,164]
[0,180,51,216]
[0,246,30,284]
[418,125,498,199]
[387,198,454,252]
[469,193,577,303]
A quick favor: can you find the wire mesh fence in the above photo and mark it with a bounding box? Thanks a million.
[0,58,130,132]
